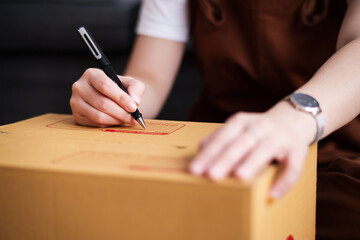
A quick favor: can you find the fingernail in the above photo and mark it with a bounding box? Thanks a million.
[190,163,204,175]
[209,168,223,180]
[127,101,137,112]
[236,169,250,180]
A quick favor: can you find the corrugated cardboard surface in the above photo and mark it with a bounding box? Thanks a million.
[0,114,316,240]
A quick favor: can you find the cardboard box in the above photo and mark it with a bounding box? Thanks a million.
[0,114,316,240]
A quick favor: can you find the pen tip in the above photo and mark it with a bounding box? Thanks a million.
[137,117,147,130]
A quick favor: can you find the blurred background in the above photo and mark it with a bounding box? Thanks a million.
[0,0,201,125]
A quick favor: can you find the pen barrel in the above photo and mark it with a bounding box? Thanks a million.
[102,65,127,93]
[77,26,145,125]
[131,109,142,120]
[102,64,142,120]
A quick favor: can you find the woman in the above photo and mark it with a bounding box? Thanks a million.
[70,0,360,239]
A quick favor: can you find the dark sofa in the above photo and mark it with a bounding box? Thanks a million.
[0,0,200,125]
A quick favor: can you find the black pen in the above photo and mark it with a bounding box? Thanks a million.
[77,26,146,129]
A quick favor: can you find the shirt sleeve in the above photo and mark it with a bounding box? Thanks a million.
[136,0,189,43]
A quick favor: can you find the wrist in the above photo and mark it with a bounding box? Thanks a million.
[266,101,318,145]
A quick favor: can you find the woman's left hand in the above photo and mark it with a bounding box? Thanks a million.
[189,102,316,199]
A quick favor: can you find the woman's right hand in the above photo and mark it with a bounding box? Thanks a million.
[70,68,145,127]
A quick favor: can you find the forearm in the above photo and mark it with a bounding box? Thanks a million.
[269,0,360,142]
[124,35,186,119]
[266,37,360,145]
[296,38,360,138]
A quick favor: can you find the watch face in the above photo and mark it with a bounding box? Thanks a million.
[291,93,319,108]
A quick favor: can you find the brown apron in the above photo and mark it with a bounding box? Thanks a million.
[188,0,360,239]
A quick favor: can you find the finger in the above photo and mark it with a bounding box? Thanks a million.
[73,78,137,125]
[73,113,107,127]
[71,96,125,127]
[197,133,217,152]
[269,146,307,199]
[206,129,259,180]
[197,112,255,151]
[80,81,136,125]
[189,115,249,176]
[84,69,137,113]
[119,76,145,106]
[234,137,281,181]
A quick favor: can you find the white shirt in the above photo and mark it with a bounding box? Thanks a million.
[136,0,189,42]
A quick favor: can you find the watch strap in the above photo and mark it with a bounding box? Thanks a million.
[314,111,325,143]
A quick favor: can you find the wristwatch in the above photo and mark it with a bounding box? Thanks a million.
[283,92,325,144]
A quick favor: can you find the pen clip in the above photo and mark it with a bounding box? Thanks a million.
[77,26,102,60]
